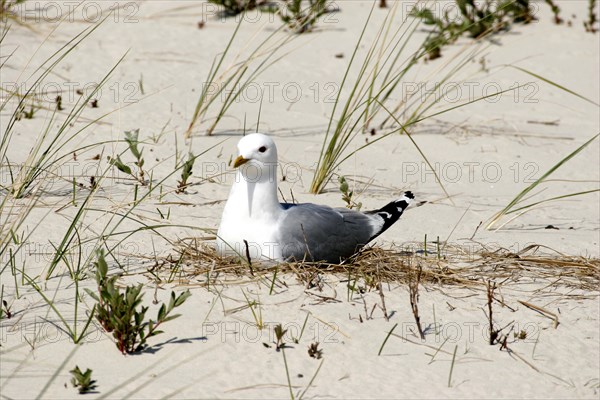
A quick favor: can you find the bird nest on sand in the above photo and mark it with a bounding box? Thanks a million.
[158,238,599,297]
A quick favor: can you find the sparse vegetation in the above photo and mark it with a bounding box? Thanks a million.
[411,0,536,60]
[208,0,268,16]
[185,16,293,137]
[86,249,191,354]
[270,0,333,34]
[338,176,362,210]
[412,0,596,60]
[109,129,146,186]
[1,1,598,398]
[242,289,265,329]
[176,152,195,193]
[486,133,600,230]
[70,366,97,394]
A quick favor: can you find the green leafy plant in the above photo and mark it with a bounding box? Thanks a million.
[176,152,195,193]
[207,0,268,16]
[70,366,97,394]
[411,0,536,60]
[338,176,362,210]
[86,249,191,354]
[272,0,333,34]
[109,129,146,185]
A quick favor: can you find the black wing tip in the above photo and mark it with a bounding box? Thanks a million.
[403,191,415,200]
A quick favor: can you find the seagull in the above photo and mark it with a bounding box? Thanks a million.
[216,133,414,264]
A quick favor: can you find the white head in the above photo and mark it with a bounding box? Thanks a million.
[233,133,278,183]
[234,133,277,167]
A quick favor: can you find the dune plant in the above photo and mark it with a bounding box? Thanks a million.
[544,0,563,24]
[185,14,294,137]
[280,339,324,400]
[70,366,97,394]
[307,342,322,359]
[309,2,470,195]
[208,0,268,16]
[87,249,191,354]
[273,323,288,351]
[176,152,195,193]
[484,66,600,230]
[109,129,146,185]
[0,26,126,199]
[310,1,543,195]
[270,0,333,34]
[338,176,362,210]
[411,0,536,60]
[0,18,128,345]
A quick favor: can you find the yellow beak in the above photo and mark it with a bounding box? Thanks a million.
[233,155,249,168]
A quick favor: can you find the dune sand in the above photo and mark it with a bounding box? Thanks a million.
[1,1,598,399]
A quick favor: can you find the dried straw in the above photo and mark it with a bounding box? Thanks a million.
[159,238,599,296]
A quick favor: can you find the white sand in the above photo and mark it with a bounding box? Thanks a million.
[1,1,598,399]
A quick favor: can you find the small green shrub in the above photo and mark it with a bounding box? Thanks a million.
[70,366,97,394]
[411,0,536,60]
[338,176,362,210]
[273,0,333,34]
[86,250,191,354]
[108,129,146,185]
[208,0,268,16]
[176,152,195,193]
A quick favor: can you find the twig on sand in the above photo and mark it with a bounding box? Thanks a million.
[409,264,425,340]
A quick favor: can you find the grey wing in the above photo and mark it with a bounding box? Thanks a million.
[278,203,382,263]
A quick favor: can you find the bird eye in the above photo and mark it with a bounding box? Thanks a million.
[258,146,267,153]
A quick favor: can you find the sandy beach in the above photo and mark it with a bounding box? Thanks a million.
[1,1,599,399]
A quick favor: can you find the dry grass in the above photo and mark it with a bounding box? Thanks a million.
[156,239,599,297]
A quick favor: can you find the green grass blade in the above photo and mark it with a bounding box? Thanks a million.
[378,323,398,356]
[487,133,599,229]
[508,65,600,107]
[376,100,453,203]
[507,189,600,215]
